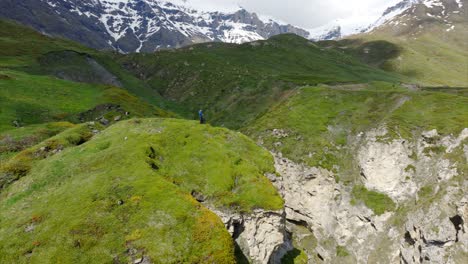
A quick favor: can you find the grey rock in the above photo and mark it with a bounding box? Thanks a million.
[99,118,109,126]
[210,208,291,264]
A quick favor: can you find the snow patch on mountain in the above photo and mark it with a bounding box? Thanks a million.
[36,0,308,52]
[311,0,465,40]
[366,0,419,31]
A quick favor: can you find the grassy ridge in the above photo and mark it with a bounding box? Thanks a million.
[245,83,468,174]
[117,34,401,128]
[0,118,282,263]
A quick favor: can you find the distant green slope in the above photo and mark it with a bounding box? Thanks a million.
[116,34,402,129]
[0,19,174,133]
[319,27,468,87]
[363,32,468,87]
[0,118,282,263]
[0,69,167,132]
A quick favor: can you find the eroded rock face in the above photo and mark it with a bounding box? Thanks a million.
[271,153,395,263]
[357,128,417,201]
[357,128,467,202]
[264,128,467,263]
[208,128,467,263]
[211,208,292,264]
[400,187,467,264]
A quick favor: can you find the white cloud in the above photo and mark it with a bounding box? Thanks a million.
[174,0,403,29]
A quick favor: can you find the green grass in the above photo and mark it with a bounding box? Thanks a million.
[404,165,416,173]
[0,122,75,164]
[351,185,396,215]
[0,122,103,189]
[0,19,174,127]
[336,246,350,257]
[353,31,468,87]
[0,69,169,132]
[0,118,282,263]
[0,122,74,141]
[281,248,308,264]
[387,91,468,139]
[245,84,468,173]
[244,83,405,170]
[116,34,401,129]
[418,186,434,200]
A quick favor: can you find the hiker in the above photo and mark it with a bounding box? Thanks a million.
[198,110,205,124]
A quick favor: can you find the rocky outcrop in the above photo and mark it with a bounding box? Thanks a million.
[357,128,417,201]
[206,127,466,263]
[400,186,468,263]
[358,128,467,201]
[210,208,292,264]
[260,127,467,263]
[270,153,394,263]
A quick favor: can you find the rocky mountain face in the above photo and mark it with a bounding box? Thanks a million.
[0,0,309,53]
[368,0,467,36]
[309,25,342,41]
[312,0,466,40]
[272,127,467,263]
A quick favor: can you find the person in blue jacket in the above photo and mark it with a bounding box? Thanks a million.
[198,110,205,124]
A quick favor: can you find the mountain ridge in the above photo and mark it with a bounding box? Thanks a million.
[311,0,466,40]
[0,0,309,53]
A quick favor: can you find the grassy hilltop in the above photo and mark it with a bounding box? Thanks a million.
[0,119,282,263]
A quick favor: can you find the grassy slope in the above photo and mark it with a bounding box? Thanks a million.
[0,69,162,131]
[0,19,173,133]
[245,82,468,176]
[0,19,166,103]
[326,12,468,88]
[0,118,283,263]
[359,31,468,87]
[116,34,402,129]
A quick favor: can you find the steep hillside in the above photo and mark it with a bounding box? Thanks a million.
[356,0,467,86]
[0,0,309,53]
[314,0,467,86]
[117,34,402,129]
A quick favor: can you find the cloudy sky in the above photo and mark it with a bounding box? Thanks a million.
[176,0,403,30]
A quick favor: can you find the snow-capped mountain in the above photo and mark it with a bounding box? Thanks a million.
[367,0,466,35]
[311,0,466,40]
[365,0,420,31]
[0,0,309,53]
[309,24,342,41]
